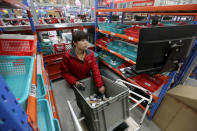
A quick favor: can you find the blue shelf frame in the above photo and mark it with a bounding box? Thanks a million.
[0,1,39,131]
[0,75,33,131]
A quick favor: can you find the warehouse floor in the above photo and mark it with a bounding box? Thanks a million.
[52,78,161,131]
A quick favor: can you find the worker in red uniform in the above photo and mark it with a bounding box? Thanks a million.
[61,30,105,94]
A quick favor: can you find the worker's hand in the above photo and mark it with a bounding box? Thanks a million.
[75,81,85,91]
[98,86,105,94]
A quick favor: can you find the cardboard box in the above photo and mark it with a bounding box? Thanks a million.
[153,94,197,131]
[166,106,197,131]
[167,85,197,111]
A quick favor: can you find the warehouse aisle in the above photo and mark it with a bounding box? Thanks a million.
[52,79,78,131]
[52,78,161,131]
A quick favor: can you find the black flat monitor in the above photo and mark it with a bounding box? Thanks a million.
[135,25,197,75]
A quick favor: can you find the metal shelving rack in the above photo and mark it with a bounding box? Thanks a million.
[95,1,197,119]
[0,1,97,129]
[0,1,39,130]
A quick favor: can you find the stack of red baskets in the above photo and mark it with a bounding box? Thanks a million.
[0,38,35,56]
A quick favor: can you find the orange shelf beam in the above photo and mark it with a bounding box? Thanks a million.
[151,13,197,16]
[27,57,39,131]
[27,34,39,130]
[96,43,136,65]
[96,4,197,13]
[96,28,139,43]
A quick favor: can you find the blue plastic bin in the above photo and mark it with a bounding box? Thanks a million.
[37,99,55,131]
[37,74,47,99]
[111,24,130,34]
[121,45,138,61]
[107,40,127,53]
[98,50,124,68]
[0,56,34,109]
[54,119,61,131]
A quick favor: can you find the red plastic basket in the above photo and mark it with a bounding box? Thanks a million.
[0,39,35,56]
[96,37,113,47]
[53,43,72,52]
[124,26,142,39]
[133,74,165,93]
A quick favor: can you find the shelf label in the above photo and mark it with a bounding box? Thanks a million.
[125,57,130,61]
[122,74,126,79]
[109,50,115,53]
[53,106,56,113]
[108,65,112,68]
[30,85,37,97]
[128,37,134,40]
[111,32,115,36]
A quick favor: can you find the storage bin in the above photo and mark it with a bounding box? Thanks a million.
[0,56,34,109]
[124,26,142,39]
[37,74,47,99]
[133,74,165,92]
[74,76,129,131]
[107,40,127,53]
[108,56,124,68]
[0,34,35,56]
[111,24,130,34]
[40,41,54,55]
[53,119,61,131]
[37,99,55,131]
[121,45,138,61]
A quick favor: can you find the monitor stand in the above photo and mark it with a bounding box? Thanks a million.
[160,42,183,74]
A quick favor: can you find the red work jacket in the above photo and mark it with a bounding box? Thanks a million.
[61,47,103,88]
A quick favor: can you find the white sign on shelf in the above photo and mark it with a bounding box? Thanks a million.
[125,57,130,61]
[29,85,37,97]
[111,32,115,36]
[128,37,134,41]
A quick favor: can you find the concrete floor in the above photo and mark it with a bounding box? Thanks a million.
[52,78,161,131]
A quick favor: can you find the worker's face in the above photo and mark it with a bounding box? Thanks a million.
[75,39,88,51]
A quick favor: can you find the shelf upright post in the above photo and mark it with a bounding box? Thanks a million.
[109,1,114,23]
[194,15,197,24]
[121,3,126,24]
[95,0,98,53]
[0,75,33,131]
[0,11,3,18]
[148,72,176,120]
[147,13,151,25]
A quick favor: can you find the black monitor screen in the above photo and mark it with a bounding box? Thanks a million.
[136,25,197,74]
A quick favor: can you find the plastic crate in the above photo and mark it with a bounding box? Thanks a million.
[0,56,34,109]
[107,40,127,53]
[37,74,47,99]
[74,76,129,131]
[53,119,61,131]
[133,74,165,93]
[37,99,55,131]
[124,26,142,38]
[0,37,35,56]
[96,37,113,47]
[53,43,66,52]
[41,47,54,55]
[40,41,53,48]
[53,43,72,53]
[121,45,138,61]
[111,24,130,34]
